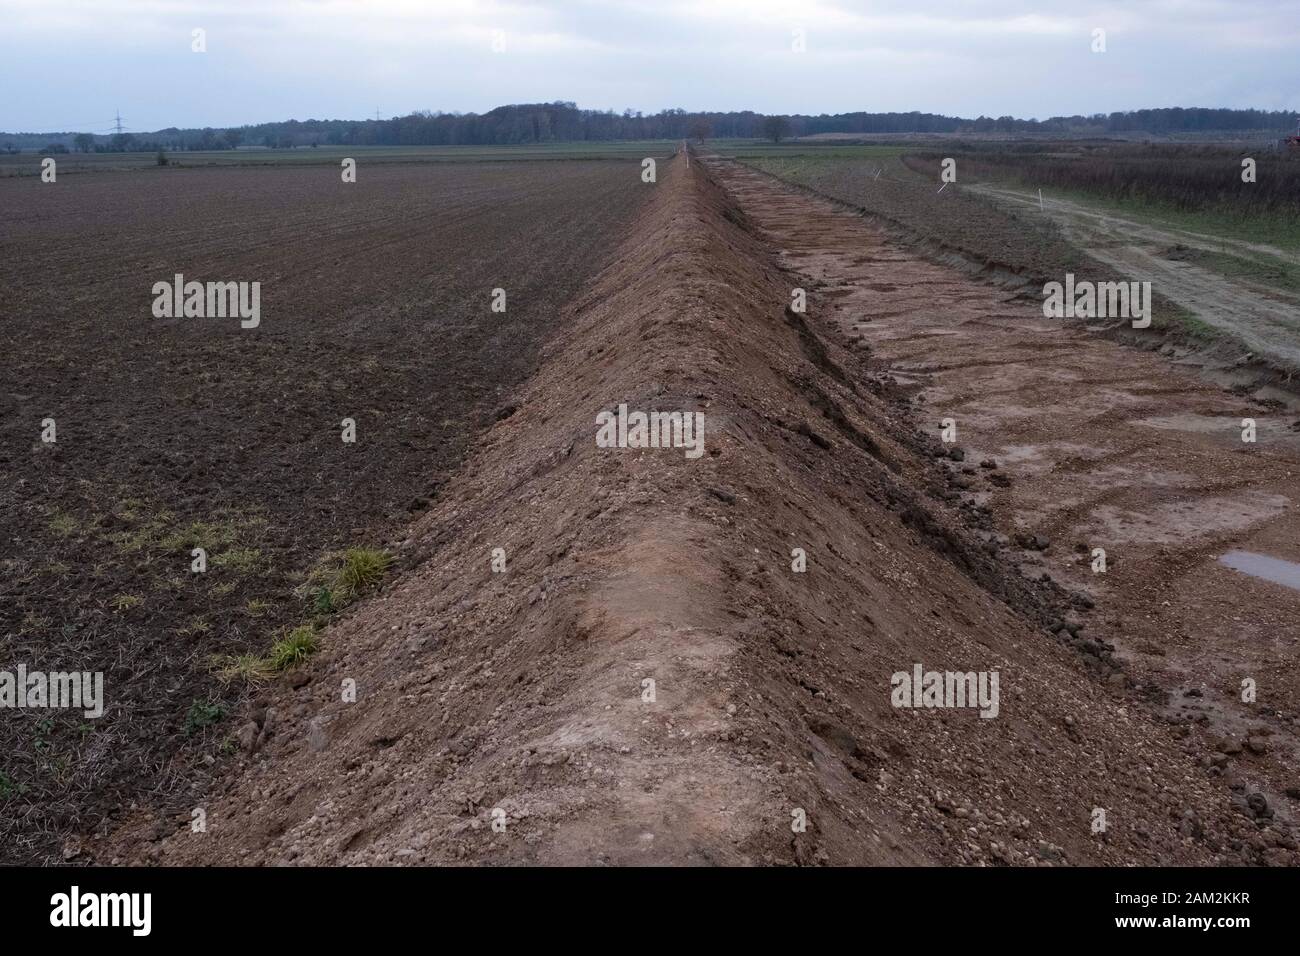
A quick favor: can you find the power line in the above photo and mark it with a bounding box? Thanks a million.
[3,117,127,133]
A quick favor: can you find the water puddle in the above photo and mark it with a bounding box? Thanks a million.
[1137,414,1237,435]
[1219,550,1300,593]
[1137,413,1300,444]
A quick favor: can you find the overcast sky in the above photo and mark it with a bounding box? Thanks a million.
[2,0,1297,132]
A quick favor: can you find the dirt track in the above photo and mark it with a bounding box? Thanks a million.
[968,182,1300,369]
[91,151,1300,867]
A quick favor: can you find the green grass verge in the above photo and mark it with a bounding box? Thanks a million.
[214,547,391,683]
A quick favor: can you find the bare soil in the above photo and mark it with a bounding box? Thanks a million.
[0,159,649,864]
[710,156,1300,859]
[94,152,1296,866]
[736,150,1300,385]
[741,152,1109,297]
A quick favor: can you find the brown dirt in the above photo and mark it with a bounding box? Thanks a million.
[0,159,649,864]
[95,151,1296,866]
[709,157,1300,858]
[741,152,1108,298]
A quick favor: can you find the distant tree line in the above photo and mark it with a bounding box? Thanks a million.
[5,103,1296,151]
[960,107,1298,136]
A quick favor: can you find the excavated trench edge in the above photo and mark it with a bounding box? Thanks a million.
[92,149,1271,867]
[718,156,1300,399]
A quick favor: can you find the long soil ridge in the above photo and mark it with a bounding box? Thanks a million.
[98,151,1287,866]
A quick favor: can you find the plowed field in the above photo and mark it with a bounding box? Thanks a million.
[0,158,651,864]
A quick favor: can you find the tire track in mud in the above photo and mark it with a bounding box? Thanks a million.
[708,157,1300,842]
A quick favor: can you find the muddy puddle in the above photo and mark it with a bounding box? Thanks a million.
[1219,550,1300,593]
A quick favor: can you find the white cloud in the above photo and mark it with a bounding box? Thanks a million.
[0,0,1295,130]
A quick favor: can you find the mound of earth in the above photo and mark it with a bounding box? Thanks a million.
[97,151,1278,866]
[0,159,648,865]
